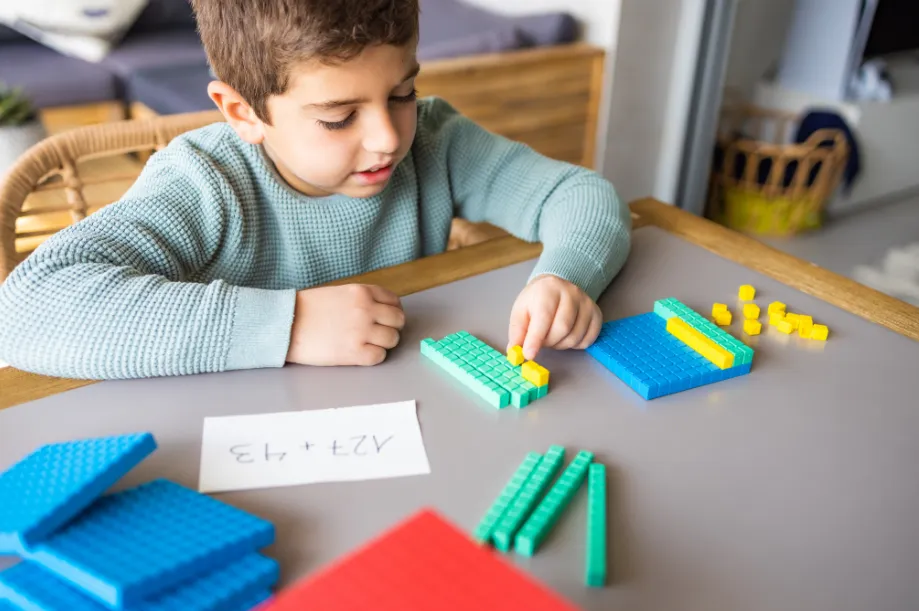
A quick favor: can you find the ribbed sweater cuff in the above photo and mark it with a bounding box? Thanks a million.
[226,287,297,370]
[529,247,611,302]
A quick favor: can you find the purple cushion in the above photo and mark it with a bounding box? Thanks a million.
[417,0,577,60]
[418,0,524,60]
[513,13,578,47]
[0,42,118,108]
[99,29,207,78]
[126,64,213,115]
[129,0,196,33]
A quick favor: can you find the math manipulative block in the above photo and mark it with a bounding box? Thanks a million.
[585,463,607,587]
[492,446,565,552]
[666,317,734,370]
[0,433,156,555]
[514,450,593,557]
[743,319,762,336]
[23,479,274,608]
[0,553,278,611]
[743,303,760,320]
[261,508,579,611]
[473,452,542,544]
[810,324,829,341]
[421,333,547,409]
[587,312,751,400]
[521,361,549,388]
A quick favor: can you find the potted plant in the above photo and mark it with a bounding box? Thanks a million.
[0,82,45,176]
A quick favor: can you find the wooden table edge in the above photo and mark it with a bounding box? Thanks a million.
[2,198,916,410]
[630,197,919,342]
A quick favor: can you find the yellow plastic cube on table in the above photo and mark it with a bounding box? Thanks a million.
[521,361,549,387]
[768,301,786,315]
[738,285,756,301]
[712,303,728,317]
[743,303,760,320]
[776,320,794,334]
[507,345,525,366]
[714,310,732,326]
[769,311,785,326]
[743,319,762,336]
[798,315,814,338]
[810,324,829,341]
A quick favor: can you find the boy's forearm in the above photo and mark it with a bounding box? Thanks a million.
[527,173,632,301]
[0,262,296,379]
[425,98,630,298]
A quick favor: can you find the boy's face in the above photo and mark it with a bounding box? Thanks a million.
[261,43,420,199]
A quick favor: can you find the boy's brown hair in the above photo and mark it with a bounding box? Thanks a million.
[190,0,420,123]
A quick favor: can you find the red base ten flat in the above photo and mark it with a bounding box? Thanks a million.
[257,508,579,611]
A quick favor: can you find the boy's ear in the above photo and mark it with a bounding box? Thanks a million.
[207,81,265,145]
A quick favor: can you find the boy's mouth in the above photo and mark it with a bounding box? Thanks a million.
[354,162,394,186]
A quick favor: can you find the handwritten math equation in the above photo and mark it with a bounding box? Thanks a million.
[227,434,396,464]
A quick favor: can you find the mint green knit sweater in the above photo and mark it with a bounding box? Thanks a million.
[0,97,630,379]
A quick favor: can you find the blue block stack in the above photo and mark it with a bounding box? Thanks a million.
[0,433,277,611]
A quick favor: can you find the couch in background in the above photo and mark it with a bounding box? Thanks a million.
[0,0,577,129]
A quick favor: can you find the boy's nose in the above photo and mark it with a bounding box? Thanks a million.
[363,111,400,155]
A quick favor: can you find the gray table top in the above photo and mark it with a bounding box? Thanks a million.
[2,225,919,611]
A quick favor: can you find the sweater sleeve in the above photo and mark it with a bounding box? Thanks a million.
[0,143,295,380]
[416,97,631,301]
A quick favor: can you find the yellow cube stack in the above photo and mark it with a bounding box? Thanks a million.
[711,303,732,326]
[763,297,829,341]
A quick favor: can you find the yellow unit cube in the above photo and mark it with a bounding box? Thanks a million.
[738,284,756,301]
[768,301,786,315]
[798,315,814,338]
[810,324,829,341]
[714,310,732,326]
[769,311,785,326]
[784,313,800,330]
[521,361,550,387]
[712,303,728,316]
[776,320,794,334]
[743,303,760,320]
[743,319,762,336]
[507,345,525,366]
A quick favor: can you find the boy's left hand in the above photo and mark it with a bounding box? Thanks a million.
[507,275,602,361]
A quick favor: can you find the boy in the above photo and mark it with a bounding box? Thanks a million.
[0,0,631,380]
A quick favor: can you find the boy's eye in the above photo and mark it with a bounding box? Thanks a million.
[316,113,356,131]
[314,89,417,131]
[390,88,418,103]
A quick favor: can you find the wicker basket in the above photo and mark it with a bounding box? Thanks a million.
[706,104,850,237]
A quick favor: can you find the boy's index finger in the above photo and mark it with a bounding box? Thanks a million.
[507,304,529,351]
[522,306,554,361]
